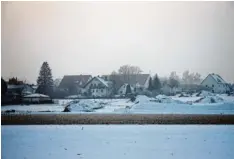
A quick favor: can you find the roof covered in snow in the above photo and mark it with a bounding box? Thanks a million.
[210,73,227,84]
[96,77,109,87]
[59,75,92,89]
[7,85,24,89]
[23,93,50,98]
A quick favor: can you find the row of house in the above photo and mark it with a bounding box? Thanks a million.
[58,74,151,97]
[3,73,230,101]
[57,73,232,97]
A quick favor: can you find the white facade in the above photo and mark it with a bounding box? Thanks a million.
[201,74,230,93]
[143,75,151,88]
[83,77,112,97]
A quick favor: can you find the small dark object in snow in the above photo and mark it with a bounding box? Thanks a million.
[5,109,16,113]
[210,98,216,103]
[196,92,201,97]
[179,94,185,97]
[39,110,52,112]
[77,153,81,155]
[204,139,206,142]
[64,148,67,150]
[130,96,136,102]
[135,101,139,104]
[171,153,174,156]
[63,106,70,112]
[81,127,84,130]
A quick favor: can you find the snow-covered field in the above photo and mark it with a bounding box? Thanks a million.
[1,104,65,112]
[2,125,234,159]
[2,92,234,114]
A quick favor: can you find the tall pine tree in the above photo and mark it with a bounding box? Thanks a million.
[36,62,54,96]
[153,74,162,91]
[148,77,154,91]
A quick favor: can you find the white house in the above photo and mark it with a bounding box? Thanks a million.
[83,76,113,97]
[200,73,230,93]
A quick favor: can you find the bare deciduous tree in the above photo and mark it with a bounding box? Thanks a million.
[118,65,142,83]
[182,70,201,84]
[118,65,142,75]
[168,71,179,88]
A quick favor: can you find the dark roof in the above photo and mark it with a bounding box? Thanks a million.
[59,75,92,89]
[102,74,150,89]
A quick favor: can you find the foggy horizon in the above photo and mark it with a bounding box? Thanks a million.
[2,1,234,84]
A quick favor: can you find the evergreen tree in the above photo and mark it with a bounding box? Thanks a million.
[1,78,7,95]
[153,74,162,91]
[148,77,154,91]
[125,84,132,95]
[36,62,54,96]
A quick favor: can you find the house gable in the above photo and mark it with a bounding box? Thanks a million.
[83,77,109,89]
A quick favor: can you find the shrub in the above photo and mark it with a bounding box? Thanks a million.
[130,96,136,102]
[63,106,71,112]
[210,98,216,103]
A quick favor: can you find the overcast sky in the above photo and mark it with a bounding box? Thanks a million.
[2,1,234,84]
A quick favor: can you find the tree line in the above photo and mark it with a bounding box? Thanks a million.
[2,62,204,97]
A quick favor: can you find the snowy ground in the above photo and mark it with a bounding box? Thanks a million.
[1,104,65,112]
[2,94,234,114]
[2,125,234,159]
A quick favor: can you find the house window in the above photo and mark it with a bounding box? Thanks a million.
[96,89,98,92]
[101,89,103,92]
[120,91,122,94]
[212,84,214,88]
[206,85,208,87]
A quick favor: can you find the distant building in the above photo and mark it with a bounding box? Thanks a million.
[200,73,230,93]
[22,93,51,104]
[102,74,150,95]
[7,84,34,96]
[83,76,113,97]
[118,83,135,95]
[59,75,92,95]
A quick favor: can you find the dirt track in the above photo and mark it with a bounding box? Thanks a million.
[2,113,234,125]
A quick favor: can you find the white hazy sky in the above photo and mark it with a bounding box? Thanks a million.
[1,1,234,84]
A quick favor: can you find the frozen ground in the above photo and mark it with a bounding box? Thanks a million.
[2,125,234,159]
[2,94,234,114]
[1,104,65,112]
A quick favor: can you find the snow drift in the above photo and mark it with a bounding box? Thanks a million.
[65,100,108,112]
[194,96,224,104]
